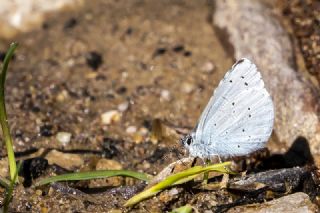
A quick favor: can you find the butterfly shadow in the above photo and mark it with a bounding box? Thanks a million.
[258,136,314,170]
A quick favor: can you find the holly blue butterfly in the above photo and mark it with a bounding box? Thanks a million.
[182,58,274,160]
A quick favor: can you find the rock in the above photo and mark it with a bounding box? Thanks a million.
[0,0,84,39]
[45,150,84,170]
[56,132,72,146]
[227,192,318,213]
[95,159,123,170]
[213,0,320,165]
[101,110,121,125]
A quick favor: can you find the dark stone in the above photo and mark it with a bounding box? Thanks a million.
[116,86,127,94]
[85,51,103,70]
[172,44,184,52]
[64,17,78,29]
[39,124,53,137]
[153,47,167,57]
[142,119,152,130]
[183,51,192,57]
[125,27,133,35]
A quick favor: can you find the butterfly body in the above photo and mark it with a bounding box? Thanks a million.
[182,58,274,159]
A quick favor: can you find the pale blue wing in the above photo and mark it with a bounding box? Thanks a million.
[190,58,274,158]
[202,87,274,157]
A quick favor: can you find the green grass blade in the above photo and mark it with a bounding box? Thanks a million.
[124,161,232,207]
[36,170,151,186]
[3,161,21,213]
[169,204,193,213]
[0,42,18,181]
[0,177,10,189]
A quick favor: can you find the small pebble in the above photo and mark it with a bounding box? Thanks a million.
[201,61,215,73]
[56,132,72,146]
[126,126,137,134]
[139,127,149,136]
[160,89,171,101]
[168,188,179,196]
[56,90,69,102]
[117,102,129,112]
[101,110,121,125]
[35,189,42,196]
[181,82,195,94]
[133,133,144,144]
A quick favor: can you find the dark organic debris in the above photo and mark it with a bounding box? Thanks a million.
[85,51,103,70]
[0,51,15,62]
[102,137,120,159]
[39,124,54,137]
[51,182,101,204]
[20,157,49,187]
[0,51,6,62]
[145,147,168,164]
[229,167,310,193]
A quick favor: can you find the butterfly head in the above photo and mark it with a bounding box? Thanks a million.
[180,133,194,148]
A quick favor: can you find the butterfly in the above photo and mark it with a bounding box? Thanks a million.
[181,58,274,160]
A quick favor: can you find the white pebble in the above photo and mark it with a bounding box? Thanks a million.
[201,61,215,73]
[168,188,179,196]
[117,102,129,112]
[56,132,72,146]
[126,126,137,134]
[101,110,121,125]
[160,90,171,101]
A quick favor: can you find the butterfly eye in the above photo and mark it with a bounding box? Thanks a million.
[181,135,192,146]
[186,137,192,145]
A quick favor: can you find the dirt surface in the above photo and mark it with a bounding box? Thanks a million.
[0,0,319,212]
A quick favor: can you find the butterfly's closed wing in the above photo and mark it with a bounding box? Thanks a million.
[189,58,274,158]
